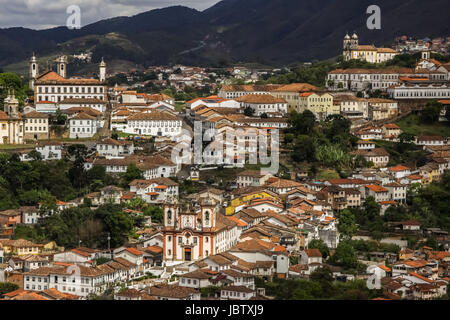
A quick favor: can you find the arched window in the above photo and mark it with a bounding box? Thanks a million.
[167,210,172,222]
[205,211,210,221]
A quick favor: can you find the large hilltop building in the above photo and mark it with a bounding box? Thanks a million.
[343,33,398,63]
[29,54,107,110]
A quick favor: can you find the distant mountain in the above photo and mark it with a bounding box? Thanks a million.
[1,0,449,71]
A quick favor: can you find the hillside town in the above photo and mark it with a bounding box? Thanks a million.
[0,32,449,302]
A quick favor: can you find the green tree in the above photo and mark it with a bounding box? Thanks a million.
[310,266,336,298]
[288,110,316,135]
[292,135,316,163]
[104,210,134,247]
[69,156,88,190]
[26,150,42,161]
[0,282,19,295]
[121,164,143,186]
[244,106,255,117]
[420,101,442,124]
[144,205,163,223]
[308,239,330,259]
[67,144,88,159]
[398,132,415,144]
[330,241,358,269]
[338,209,358,241]
[126,198,147,211]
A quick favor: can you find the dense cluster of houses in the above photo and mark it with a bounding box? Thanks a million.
[1,41,450,301]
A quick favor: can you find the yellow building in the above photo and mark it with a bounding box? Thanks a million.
[226,189,279,215]
[419,163,440,184]
[42,241,64,253]
[0,110,8,144]
[0,239,43,256]
[343,33,398,63]
[298,92,337,121]
[270,83,319,112]
[368,98,398,121]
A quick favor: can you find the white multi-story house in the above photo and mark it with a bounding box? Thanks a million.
[84,155,179,178]
[333,94,368,119]
[327,68,403,91]
[415,136,447,147]
[364,185,389,202]
[96,138,135,158]
[58,98,107,113]
[36,142,63,160]
[123,111,182,140]
[236,170,273,188]
[355,126,383,140]
[353,148,390,168]
[23,259,138,298]
[388,165,411,179]
[129,178,179,204]
[220,286,256,300]
[23,111,49,141]
[384,182,407,203]
[69,112,103,139]
[235,94,288,116]
[356,140,376,150]
[20,206,41,225]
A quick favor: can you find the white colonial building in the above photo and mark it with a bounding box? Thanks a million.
[31,54,107,104]
[84,155,179,179]
[35,142,63,160]
[388,83,450,99]
[96,138,135,158]
[69,112,103,139]
[123,111,182,140]
[129,178,179,204]
[235,94,288,116]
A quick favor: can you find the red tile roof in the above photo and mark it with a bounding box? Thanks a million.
[125,247,144,256]
[365,184,388,193]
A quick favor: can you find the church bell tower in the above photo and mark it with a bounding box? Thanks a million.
[57,55,68,78]
[29,53,38,90]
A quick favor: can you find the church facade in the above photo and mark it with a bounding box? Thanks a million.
[0,90,24,144]
[162,200,240,264]
[343,33,398,63]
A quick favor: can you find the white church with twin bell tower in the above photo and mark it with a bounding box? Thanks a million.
[29,53,107,113]
[343,32,398,63]
[162,199,240,265]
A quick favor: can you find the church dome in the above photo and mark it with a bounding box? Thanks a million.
[352,33,358,39]
[344,33,350,40]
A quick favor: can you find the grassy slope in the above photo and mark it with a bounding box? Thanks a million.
[396,114,450,137]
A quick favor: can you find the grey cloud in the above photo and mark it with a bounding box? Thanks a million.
[0,0,218,29]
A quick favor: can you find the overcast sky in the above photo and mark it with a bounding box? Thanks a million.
[0,0,219,29]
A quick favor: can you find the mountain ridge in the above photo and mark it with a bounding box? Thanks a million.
[0,0,449,70]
